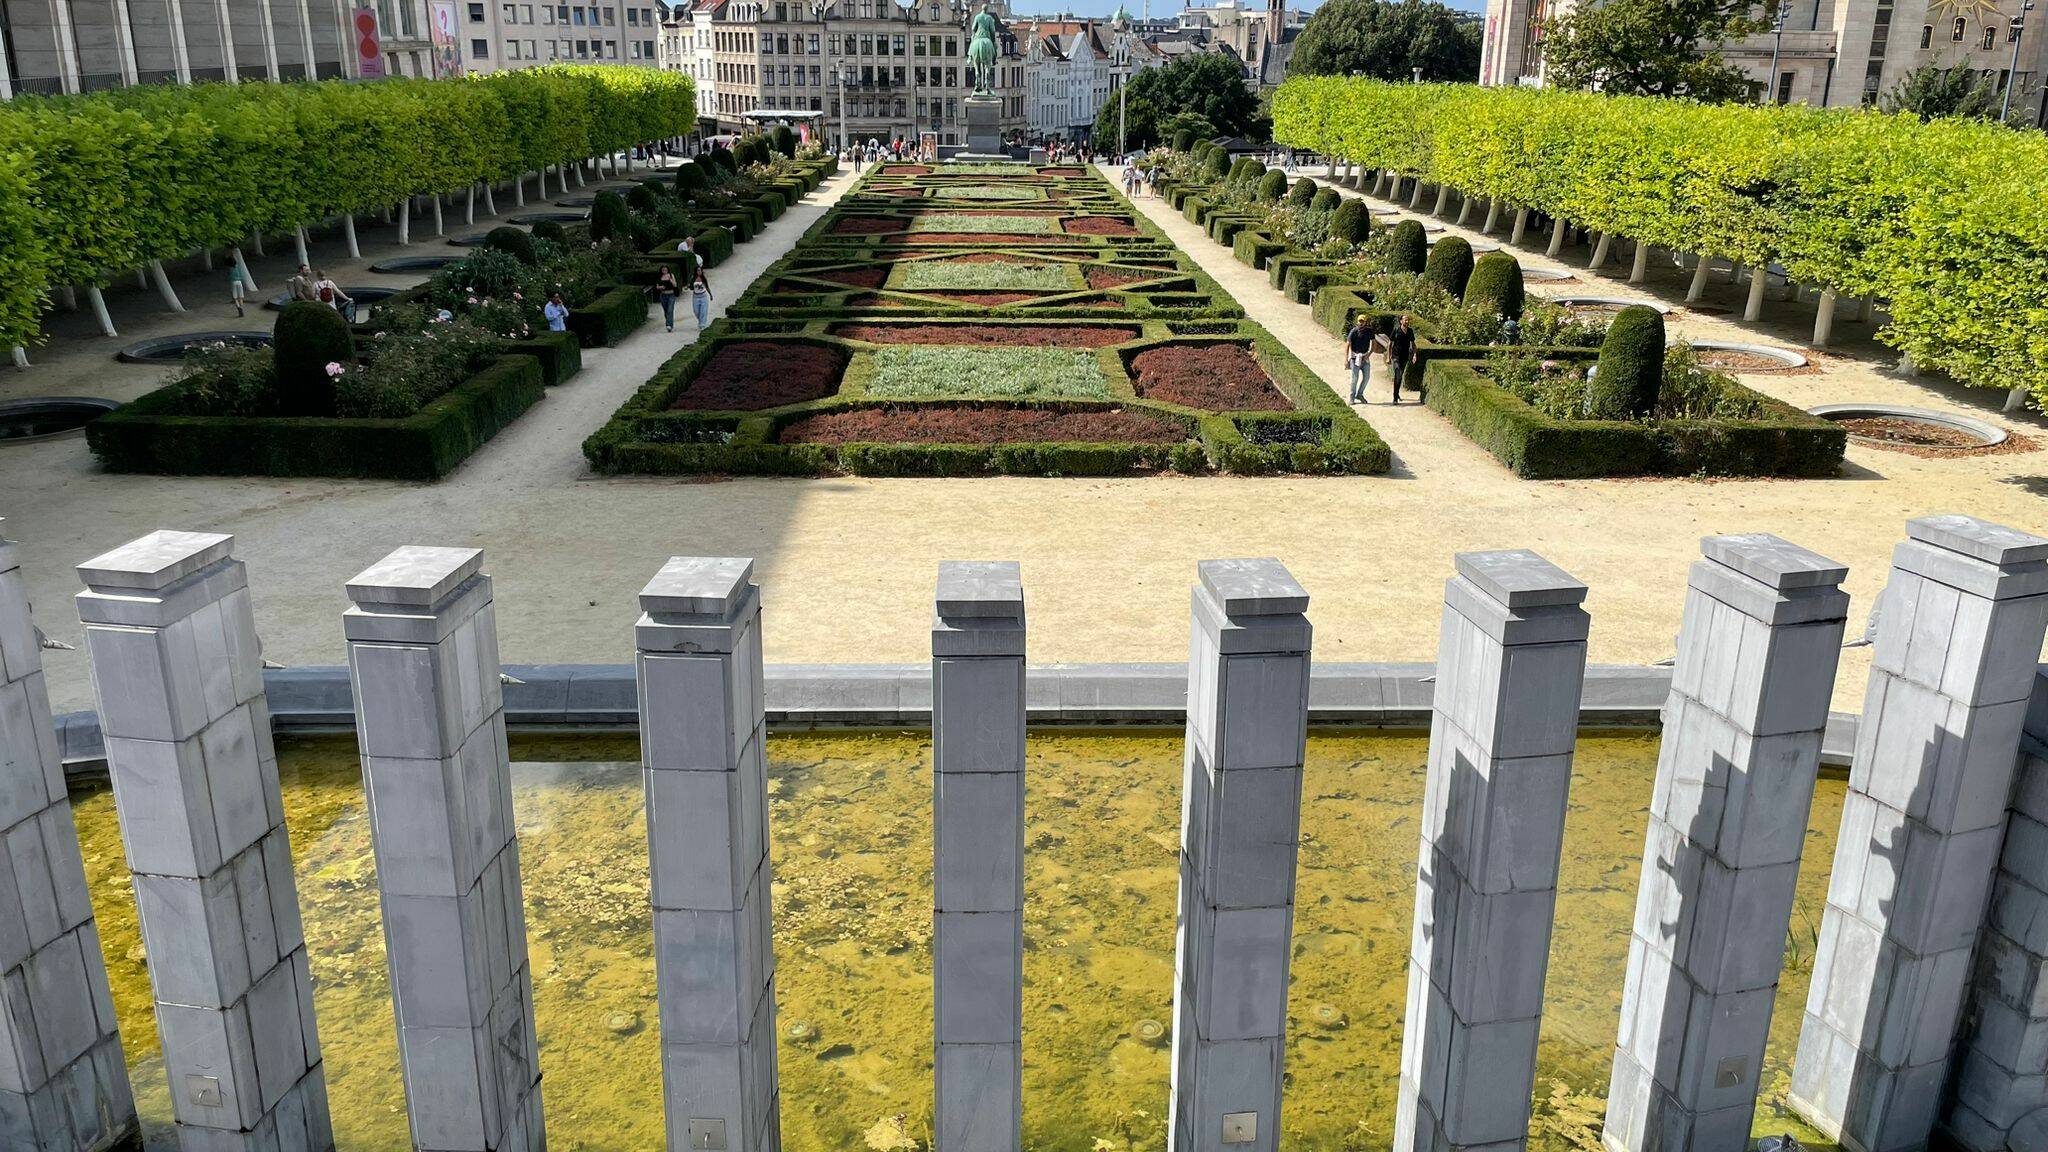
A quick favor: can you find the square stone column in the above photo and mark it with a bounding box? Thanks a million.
[0,525,137,1152]
[635,558,778,1152]
[75,530,331,1152]
[1603,535,1850,1152]
[343,547,543,1152]
[1168,559,1311,1152]
[1397,550,1590,1152]
[931,561,1025,1152]
[1792,515,2048,1152]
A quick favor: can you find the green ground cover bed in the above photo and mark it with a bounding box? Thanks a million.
[779,404,1190,445]
[943,185,1044,201]
[911,213,1059,234]
[896,260,1080,292]
[865,346,1111,401]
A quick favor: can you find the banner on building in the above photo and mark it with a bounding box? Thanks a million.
[354,4,385,78]
[429,0,464,77]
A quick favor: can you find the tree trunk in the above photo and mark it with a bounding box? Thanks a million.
[1432,184,1450,216]
[248,229,265,257]
[86,284,117,337]
[10,346,26,368]
[1409,179,1426,208]
[232,247,259,292]
[1743,266,1768,321]
[1627,240,1650,284]
[465,184,476,226]
[1456,196,1474,226]
[398,199,411,246]
[1686,254,1712,302]
[148,260,186,312]
[1510,207,1529,246]
[483,183,497,216]
[1481,199,1500,234]
[2003,386,2029,413]
[1812,288,1837,346]
[1588,232,1611,269]
[343,215,361,259]
[1547,217,1567,257]
[294,227,310,267]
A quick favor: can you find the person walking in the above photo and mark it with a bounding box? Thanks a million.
[1346,316,1387,404]
[654,266,681,332]
[228,264,247,317]
[544,290,570,333]
[286,264,318,303]
[688,266,713,333]
[313,271,352,321]
[1386,314,1417,404]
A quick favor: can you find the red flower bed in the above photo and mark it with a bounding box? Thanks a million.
[875,187,927,198]
[848,295,907,308]
[833,217,904,235]
[1065,217,1139,236]
[925,292,1040,305]
[1041,167,1085,176]
[882,165,932,175]
[1129,344,1291,412]
[670,342,846,411]
[814,267,890,288]
[1086,267,1154,289]
[780,406,1189,446]
[829,323,1137,347]
[893,233,1082,244]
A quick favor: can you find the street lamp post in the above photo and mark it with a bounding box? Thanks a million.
[1764,0,1792,104]
[2003,1,2036,122]
[1411,64,1422,82]
[834,62,848,152]
[1114,10,1130,158]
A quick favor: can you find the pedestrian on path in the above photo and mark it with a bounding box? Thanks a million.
[286,264,318,303]
[1346,316,1388,404]
[1387,315,1416,403]
[314,271,353,322]
[689,266,713,333]
[544,291,569,332]
[654,266,680,332]
[229,265,247,317]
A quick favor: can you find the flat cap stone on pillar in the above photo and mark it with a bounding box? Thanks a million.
[76,530,333,1152]
[1170,559,1310,1152]
[1398,549,1588,1152]
[1604,534,1849,1152]
[345,546,544,1152]
[636,557,779,1152]
[1793,515,2048,1152]
[0,523,139,1152]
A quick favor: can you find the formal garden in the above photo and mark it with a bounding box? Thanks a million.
[1148,137,1849,478]
[584,163,1389,477]
[51,86,834,478]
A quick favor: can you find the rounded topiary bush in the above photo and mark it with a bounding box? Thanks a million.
[1255,170,1288,202]
[590,190,630,242]
[532,219,569,245]
[1201,148,1230,181]
[273,301,353,416]
[1288,178,1316,208]
[1331,199,1370,244]
[1309,187,1340,214]
[1232,157,1266,187]
[770,124,796,157]
[674,161,709,193]
[1588,305,1665,420]
[483,226,537,265]
[1464,252,1525,320]
[1384,219,1427,274]
[1422,235,1474,297]
[1172,128,1195,152]
[626,182,661,213]
[709,146,736,171]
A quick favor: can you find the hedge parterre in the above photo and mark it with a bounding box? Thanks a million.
[585,163,1388,477]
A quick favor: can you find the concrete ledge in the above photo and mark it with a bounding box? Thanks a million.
[54,660,1892,770]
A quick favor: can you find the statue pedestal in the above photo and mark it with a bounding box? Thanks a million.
[961,94,1010,161]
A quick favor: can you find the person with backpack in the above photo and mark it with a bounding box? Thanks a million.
[313,271,352,321]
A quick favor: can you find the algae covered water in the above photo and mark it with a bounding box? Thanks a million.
[70,730,1842,1151]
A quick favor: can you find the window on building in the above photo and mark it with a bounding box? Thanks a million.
[893,34,905,55]
[807,33,818,52]
[1982,24,1997,47]
[946,36,957,55]
[1918,23,1932,46]
[777,32,788,52]
[572,7,584,23]
[1776,71,1793,103]
[602,7,613,24]
[775,1,785,17]
[1953,16,1966,40]
[471,36,489,54]
[648,39,657,57]
[503,3,517,21]
[468,2,484,19]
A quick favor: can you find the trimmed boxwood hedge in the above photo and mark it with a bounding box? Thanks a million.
[1421,359,1845,479]
[87,354,545,480]
[510,331,583,386]
[568,284,650,347]
[1234,232,1288,270]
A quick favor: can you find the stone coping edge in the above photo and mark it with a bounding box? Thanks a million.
[48,661,1911,773]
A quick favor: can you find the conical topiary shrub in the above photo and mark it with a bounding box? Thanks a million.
[1331,199,1370,244]
[674,161,709,193]
[626,182,661,213]
[771,124,797,157]
[1256,170,1288,202]
[1309,187,1340,214]
[709,146,736,171]
[273,300,353,417]
[1463,252,1525,320]
[483,226,537,265]
[1587,305,1665,420]
[1172,128,1195,152]
[1384,219,1426,274]
[590,190,630,243]
[1422,235,1474,297]
[532,219,569,245]
[1201,148,1230,181]
[1288,178,1316,208]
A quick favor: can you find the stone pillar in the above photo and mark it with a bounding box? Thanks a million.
[931,561,1025,1152]
[1396,550,1589,1152]
[1168,559,1311,1152]
[75,530,332,1152]
[343,546,543,1152]
[0,525,137,1152]
[1604,535,1850,1152]
[635,557,778,1152]
[1941,670,2048,1150]
[1792,515,2048,1152]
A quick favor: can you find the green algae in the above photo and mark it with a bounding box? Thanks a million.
[69,728,1842,1151]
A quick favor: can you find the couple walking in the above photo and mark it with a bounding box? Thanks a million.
[1347,314,1416,405]
[652,262,713,334]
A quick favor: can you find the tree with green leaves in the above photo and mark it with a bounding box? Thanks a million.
[1113,53,1268,144]
[1539,0,1763,102]
[1291,0,1481,82]
[1882,65,2005,120]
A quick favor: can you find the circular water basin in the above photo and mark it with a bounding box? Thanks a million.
[116,331,271,364]
[1810,403,2006,449]
[1551,294,1671,316]
[1523,267,1575,282]
[509,211,587,225]
[556,196,597,207]
[1686,340,1808,372]
[265,287,398,311]
[0,396,118,442]
[368,255,461,273]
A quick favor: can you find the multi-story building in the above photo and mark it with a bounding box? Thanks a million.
[1479,0,2047,121]
[460,0,663,73]
[1020,13,1165,143]
[1171,0,1302,87]
[1,0,358,93]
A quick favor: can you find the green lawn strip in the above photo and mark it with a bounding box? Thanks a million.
[859,346,1118,401]
[895,260,1081,291]
[911,213,1058,234]
[942,185,1044,201]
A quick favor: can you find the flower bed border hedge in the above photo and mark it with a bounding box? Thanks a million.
[1422,358,1844,479]
[87,352,546,480]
